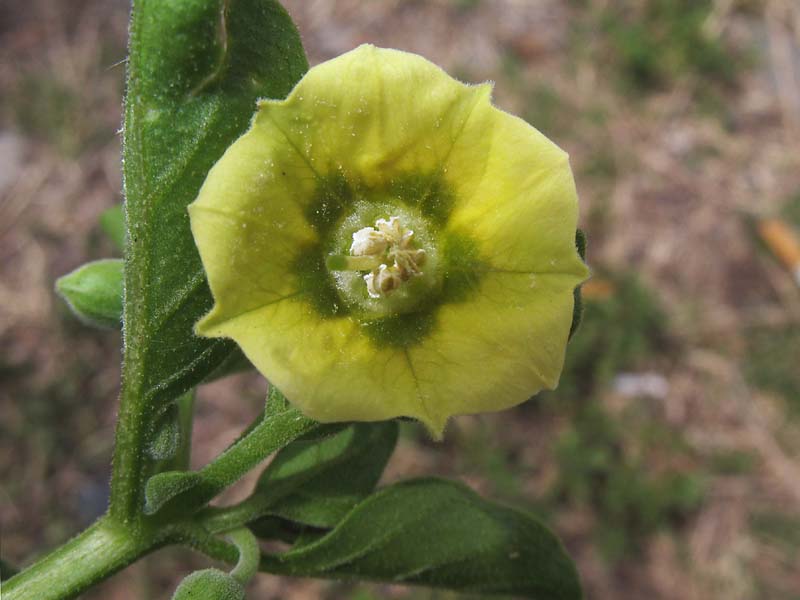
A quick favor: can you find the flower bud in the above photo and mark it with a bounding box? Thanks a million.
[55,259,123,329]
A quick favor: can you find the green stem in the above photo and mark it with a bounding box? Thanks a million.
[176,521,239,566]
[109,0,152,528]
[109,349,153,526]
[176,524,307,580]
[195,408,317,505]
[2,517,160,600]
[200,495,272,534]
[227,528,260,585]
[145,406,320,516]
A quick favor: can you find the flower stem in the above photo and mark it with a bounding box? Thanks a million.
[2,516,159,600]
[227,528,260,585]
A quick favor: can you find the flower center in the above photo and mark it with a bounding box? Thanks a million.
[326,203,441,318]
[333,216,426,298]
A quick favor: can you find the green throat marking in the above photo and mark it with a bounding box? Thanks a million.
[294,170,486,347]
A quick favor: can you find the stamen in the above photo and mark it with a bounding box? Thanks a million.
[330,215,427,297]
[364,264,403,298]
[350,227,388,256]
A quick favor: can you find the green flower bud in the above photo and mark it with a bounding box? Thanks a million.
[55,259,123,329]
[171,569,245,600]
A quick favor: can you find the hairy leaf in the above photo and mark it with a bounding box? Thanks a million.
[123,0,308,407]
[255,422,398,528]
[263,478,582,600]
[147,403,181,461]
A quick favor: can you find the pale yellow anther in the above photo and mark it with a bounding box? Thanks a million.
[350,227,388,256]
[364,264,403,298]
[375,217,413,247]
[349,216,425,297]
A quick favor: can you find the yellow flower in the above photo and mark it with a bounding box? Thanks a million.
[189,45,589,437]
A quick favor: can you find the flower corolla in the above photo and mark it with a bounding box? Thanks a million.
[189,45,589,436]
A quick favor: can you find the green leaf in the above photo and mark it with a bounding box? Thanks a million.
[569,288,583,341]
[201,346,253,383]
[263,478,582,600]
[122,0,308,407]
[147,403,181,461]
[245,516,323,548]
[171,569,245,600]
[569,229,588,340]
[55,259,123,329]
[255,422,398,528]
[99,204,125,251]
[575,229,587,262]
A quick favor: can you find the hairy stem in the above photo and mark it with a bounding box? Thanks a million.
[199,495,272,534]
[227,528,260,584]
[109,0,152,528]
[2,517,161,600]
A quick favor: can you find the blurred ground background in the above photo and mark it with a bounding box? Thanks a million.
[2,0,800,598]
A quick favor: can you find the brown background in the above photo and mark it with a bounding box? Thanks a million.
[1,1,799,598]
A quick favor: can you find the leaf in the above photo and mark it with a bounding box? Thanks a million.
[200,346,253,384]
[171,569,245,600]
[575,229,587,262]
[569,229,588,340]
[255,421,398,528]
[55,259,123,329]
[247,516,322,546]
[147,403,181,461]
[263,478,582,600]
[123,0,308,407]
[99,204,126,251]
